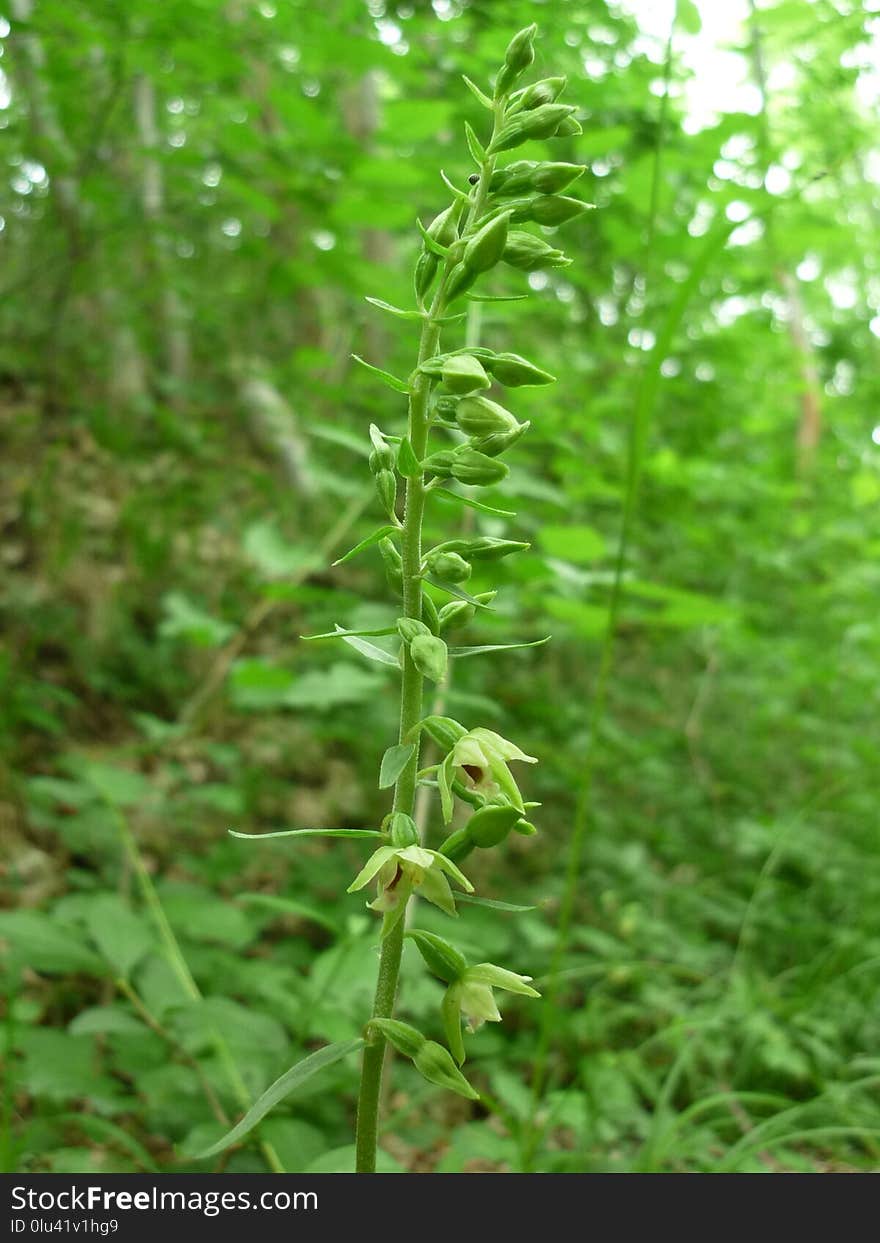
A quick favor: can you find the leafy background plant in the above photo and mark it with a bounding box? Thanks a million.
[1,0,879,1174]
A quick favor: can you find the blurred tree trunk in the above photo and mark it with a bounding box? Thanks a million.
[222,0,314,496]
[343,70,395,365]
[9,0,149,414]
[133,74,190,405]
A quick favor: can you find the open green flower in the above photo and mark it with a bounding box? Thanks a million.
[439,726,537,819]
[347,843,473,928]
[442,963,540,1062]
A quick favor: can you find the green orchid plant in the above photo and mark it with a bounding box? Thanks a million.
[222,24,587,1174]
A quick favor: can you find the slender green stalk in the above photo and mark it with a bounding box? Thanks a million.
[354,101,506,1175]
[354,308,443,1173]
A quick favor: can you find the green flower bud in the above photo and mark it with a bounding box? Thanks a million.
[379,536,403,594]
[439,536,529,562]
[433,394,459,420]
[410,633,449,683]
[490,160,586,198]
[470,420,530,458]
[414,250,439,302]
[413,1039,479,1099]
[503,230,570,271]
[523,194,593,227]
[532,161,587,194]
[375,468,397,519]
[489,160,539,196]
[370,1017,424,1060]
[441,353,491,394]
[463,803,523,848]
[368,424,396,473]
[422,449,456,479]
[513,818,537,836]
[407,929,467,983]
[455,394,519,437]
[417,714,467,752]
[421,590,441,635]
[554,114,583,137]
[463,211,512,275]
[482,351,556,387]
[426,549,472,583]
[438,827,475,864]
[397,617,431,644]
[437,600,476,632]
[512,76,567,111]
[494,23,537,99]
[387,811,420,848]
[488,104,578,154]
[444,261,478,303]
[427,203,460,247]
[449,446,509,486]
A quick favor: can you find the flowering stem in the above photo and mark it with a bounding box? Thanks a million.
[353,91,509,1174]
[354,304,444,1174]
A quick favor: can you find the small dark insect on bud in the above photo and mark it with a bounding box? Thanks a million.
[468,173,480,185]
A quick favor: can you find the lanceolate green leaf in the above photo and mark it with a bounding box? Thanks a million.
[432,486,516,518]
[196,1040,364,1159]
[464,293,529,303]
[396,437,422,479]
[351,354,410,394]
[462,74,493,109]
[334,626,400,667]
[439,168,470,203]
[456,894,538,913]
[302,626,397,642]
[424,575,496,610]
[449,637,551,658]
[332,526,398,566]
[464,120,486,165]
[365,296,423,321]
[415,216,450,258]
[229,828,384,841]
[379,743,416,789]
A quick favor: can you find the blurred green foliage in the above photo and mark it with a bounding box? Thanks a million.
[1,0,879,1174]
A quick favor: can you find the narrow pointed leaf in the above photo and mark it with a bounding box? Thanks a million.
[332,526,397,566]
[335,626,400,667]
[365,296,424,322]
[229,828,384,841]
[415,217,450,259]
[438,751,456,824]
[449,636,551,658]
[456,894,538,913]
[464,120,486,165]
[462,74,493,109]
[379,743,416,790]
[351,354,410,394]
[439,169,470,203]
[397,437,422,479]
[196,1040,364,1159]
[302,626,397,641]
[464,293,529,303]
[433,486,516,519]
[432,311,469,325]
[424,575,495,610]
